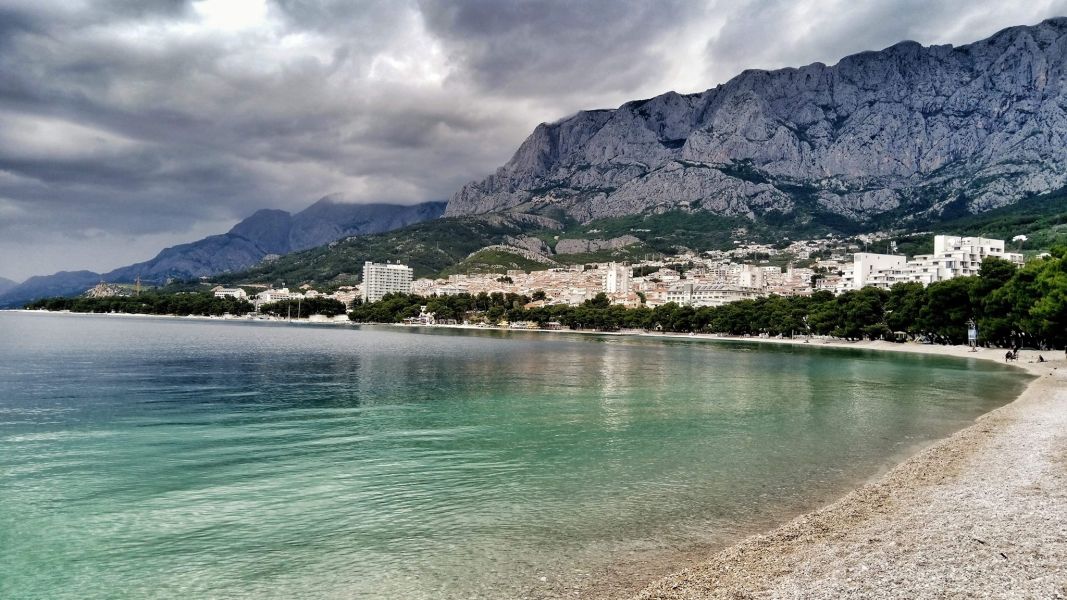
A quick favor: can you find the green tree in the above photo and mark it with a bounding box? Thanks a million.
[920,277,977,343]
[885,282,926,336]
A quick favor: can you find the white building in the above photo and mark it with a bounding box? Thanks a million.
[906,235,1024,283]
[213,287,248,300]
[838,253,907,292]
[739,264,767,289]
[362,261,413,302]
[666,283,762,307]
[837,235,1024,292]
[603,262,631,294]
[254,288,292,308]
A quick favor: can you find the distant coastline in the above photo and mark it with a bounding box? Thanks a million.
[8,307,1054,360]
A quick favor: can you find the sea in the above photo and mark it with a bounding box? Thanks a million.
[0,312,1031,599]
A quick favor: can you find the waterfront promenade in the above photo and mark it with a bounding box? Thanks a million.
[635,345,1066,599]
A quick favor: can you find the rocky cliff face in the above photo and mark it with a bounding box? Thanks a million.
[447,18,1067,223]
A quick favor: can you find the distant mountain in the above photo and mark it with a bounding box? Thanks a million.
[104,198,445,283]
[2,271,102,306]
[448,18,1067,226]
[0,276,20,295]
[0,199,445,307]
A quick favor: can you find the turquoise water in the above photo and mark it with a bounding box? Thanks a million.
[0,312,1030,599]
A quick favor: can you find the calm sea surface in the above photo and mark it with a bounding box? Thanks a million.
[0,312,1030,599]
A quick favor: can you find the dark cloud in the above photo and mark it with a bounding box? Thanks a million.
[0,0,1065,280]
[700,0,1067,85]
[418,0,696,96]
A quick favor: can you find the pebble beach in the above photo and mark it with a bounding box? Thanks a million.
[634,343,1067,599]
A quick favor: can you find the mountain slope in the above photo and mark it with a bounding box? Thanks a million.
[447,18,1067,226]
[213,213,565,284]
[178,185,1067,289]
[2,271,102,305]
[0,199,445,307]
[0,277,17,295]
[104,199,445,283]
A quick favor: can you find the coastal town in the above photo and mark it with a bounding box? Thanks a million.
[182,234,1026,317]
[51,229,1060,354]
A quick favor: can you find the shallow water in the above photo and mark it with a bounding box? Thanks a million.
[0,312,1030,599]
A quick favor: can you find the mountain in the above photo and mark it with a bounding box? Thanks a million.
[0,276,20,295]
[447,18,1067,227]
[213,213,566,285]
[2,271,102,306]
[104,198,445,283]
[208,184,1067,289]
[0,199,445,307]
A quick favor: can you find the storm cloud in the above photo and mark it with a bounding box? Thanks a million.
[1,0,1065,280]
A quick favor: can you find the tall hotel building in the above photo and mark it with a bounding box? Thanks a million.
[361,261,413,302]
[603,262,631,294]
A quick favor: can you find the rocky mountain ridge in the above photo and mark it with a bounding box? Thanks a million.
[447,18,1067,225]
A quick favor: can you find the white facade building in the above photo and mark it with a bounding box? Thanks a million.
[603,262,631,294]
[838,253,907,292]
[254,288,293,308]
[362,261,413,302]
[837,236,1024,292]
[739,264,766,289]
[213,287,247,300]
[666,283,762,307]
[909,235,1025,282]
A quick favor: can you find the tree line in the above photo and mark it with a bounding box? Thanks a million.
[25,292,254,317]
[258,297,347,318]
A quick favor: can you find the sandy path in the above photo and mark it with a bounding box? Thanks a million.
[634,347,1067,599]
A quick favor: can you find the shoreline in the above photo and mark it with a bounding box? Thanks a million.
[6,310,1064,597]
[633,346,1066,598]
[7,308,1061,366]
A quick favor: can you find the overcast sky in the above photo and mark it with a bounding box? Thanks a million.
[1,0,1065,281]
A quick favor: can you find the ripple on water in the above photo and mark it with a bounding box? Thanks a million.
[0,313,1031,599]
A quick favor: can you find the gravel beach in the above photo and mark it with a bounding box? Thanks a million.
[634,343,1067,599]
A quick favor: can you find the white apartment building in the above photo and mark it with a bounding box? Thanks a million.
[254,288,294,308]
[906,235,1024,284]
[362,261,413,303]
[603,262,631,294]
[837,235,1024,292]
[213,287,248,300]
[739,264,766,289]
[666,283,762,307]
[838,253,907,291]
